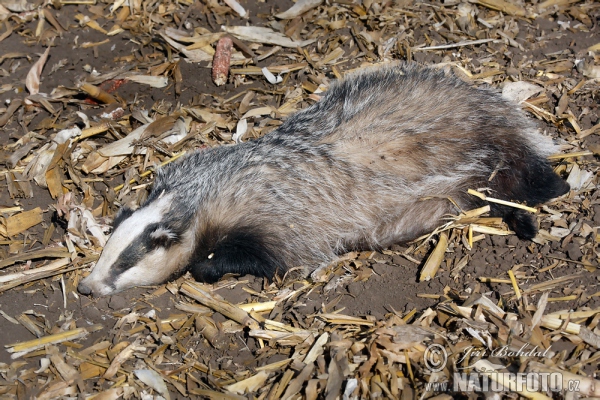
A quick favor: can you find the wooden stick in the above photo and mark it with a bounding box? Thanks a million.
[180,281,259,329]
[468,189,538,213]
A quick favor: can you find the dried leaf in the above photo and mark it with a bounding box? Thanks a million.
[582,63,600,79]
[221,26,316,48]
[6,207,43,237]
[502,81,544,104]
[26,47,50,95]
[124,74,169,88]
[224,371,270,395]
[223,0,246,17]
[0,0,34,12]
[134,370,170,400]
[275,0,322,19]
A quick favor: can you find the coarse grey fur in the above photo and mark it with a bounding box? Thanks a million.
[78,63,569,296]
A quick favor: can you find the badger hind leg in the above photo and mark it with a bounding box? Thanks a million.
[488,152,570,239]
[188,226,284,283]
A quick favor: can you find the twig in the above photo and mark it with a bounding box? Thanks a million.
[413,38,498,51]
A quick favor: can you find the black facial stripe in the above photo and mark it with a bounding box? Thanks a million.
[105,239,148,283]
[103,223,183,285]
[113,206,134,229]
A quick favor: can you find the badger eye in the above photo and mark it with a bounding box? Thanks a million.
[149,226,178,248]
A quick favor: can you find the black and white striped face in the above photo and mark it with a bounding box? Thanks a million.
[77,193,194,296]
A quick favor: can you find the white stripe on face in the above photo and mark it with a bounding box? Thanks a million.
[80,193,174,294]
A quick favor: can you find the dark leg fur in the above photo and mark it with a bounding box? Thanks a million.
[506,160,570,206]
[502,209,538,240]
[188,226,283,283]
[489,152,569,239]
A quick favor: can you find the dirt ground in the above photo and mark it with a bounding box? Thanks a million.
[0,0,599,398]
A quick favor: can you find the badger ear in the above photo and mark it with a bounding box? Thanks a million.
[149,226,179,248]
[113,206,134,229]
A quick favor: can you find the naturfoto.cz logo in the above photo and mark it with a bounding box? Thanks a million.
[425,371,581,393]
[423,344,582,394]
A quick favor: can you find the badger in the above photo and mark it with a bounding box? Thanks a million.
[77,63,570,296]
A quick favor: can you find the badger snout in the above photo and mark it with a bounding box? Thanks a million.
[77,274,116,297]
[77,281,93,295]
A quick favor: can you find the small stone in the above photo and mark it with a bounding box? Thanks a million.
[507,236,520,246]
[491,235,507,247]
[371,252,392,263]
[347,282,363,296]
[565,243,583,261]
[593,205,600,225]
[540,244,551,256]
[108,295,128,311]
[371,263,390,276]
[82,306,102,321]
[485,254,497,264]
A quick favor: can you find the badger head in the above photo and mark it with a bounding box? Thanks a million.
[77,192,194,296]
